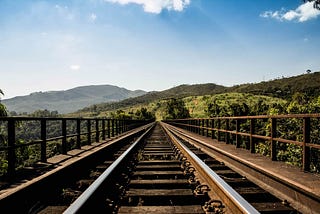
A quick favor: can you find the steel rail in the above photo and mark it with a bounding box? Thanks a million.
[63,122,155,214]
[162,122,259,214]
[164,123,320,214]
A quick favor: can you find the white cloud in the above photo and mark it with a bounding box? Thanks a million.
[105,0,191,14]
[90,13,97,22]
[260,2,320,22]
[70,65,80,70]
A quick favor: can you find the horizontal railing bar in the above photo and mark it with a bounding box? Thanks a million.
[166,121,320,148]
[170,113,320,120]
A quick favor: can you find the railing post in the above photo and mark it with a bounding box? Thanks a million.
[40,119,47,162]
[116,119,119,135]
[102,119,106,140]
[217,119,221,141]
[124,119,128,132]
[271,118,277,161]
[211,119,215,139]
[7,118,16,178]
[250,119,256,153]
[186,120,189,132]
[76,119,81,148]
[121,120,124,133]
[225,119,230,144]
[107,119,111,138]
[206,119,209,137]
[87,119,91,145]
[202,119,205,136]
[190,120,195,133]
[62,119,67,154]
[111,119,115,137]
[236,119,241,148]
[114,119,117,135]
[303,117,311,171]
[117,119,119,136]
[95,119,99,142]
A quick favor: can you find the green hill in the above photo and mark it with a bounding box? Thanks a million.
[77,83,226,114]
[4,71,320,116]
[2,85,146,114]
[76,71,320,115]
[227,72,320,99]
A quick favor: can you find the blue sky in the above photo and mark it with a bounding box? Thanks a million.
[1,0,319,99]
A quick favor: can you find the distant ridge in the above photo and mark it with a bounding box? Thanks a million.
[77,71,320,114]
[3,71,320,115]
[226,71,320,99]
[2,85,146,114]
[78,83,226,113]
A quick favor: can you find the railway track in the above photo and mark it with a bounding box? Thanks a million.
[0,122,303,213]
[63,122,300,213]
[162,123,299,214]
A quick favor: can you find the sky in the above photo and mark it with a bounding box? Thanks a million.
[0,0,320,99]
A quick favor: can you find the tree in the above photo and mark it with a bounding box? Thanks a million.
[135,107,154,120]
[304,0,320,9]
[164,98,190,119]
[0,89,8,116]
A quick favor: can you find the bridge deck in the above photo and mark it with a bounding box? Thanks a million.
[1,124,319,213]
[182,130,320,195]
[0,140,115,197]
[169,125,320,213]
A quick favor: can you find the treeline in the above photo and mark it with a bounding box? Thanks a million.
[204,92,320,117]
[228,72,320,99]
[107,107,155,120]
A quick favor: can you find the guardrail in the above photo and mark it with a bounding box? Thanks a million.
[164,114,320,172]
[0,117,152,178]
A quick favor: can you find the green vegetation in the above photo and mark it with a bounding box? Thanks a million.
[163,98,190,120]
[0,89,7,117]
[227,72,320,99]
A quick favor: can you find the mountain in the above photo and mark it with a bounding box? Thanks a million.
[225,71,320,99]
[3,71,320,115]
[77,83,226,113]
[76,71,320,114]
[2,85,147,114]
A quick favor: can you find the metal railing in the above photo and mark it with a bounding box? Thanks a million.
[0,116,152,178]
[164,114,320,172]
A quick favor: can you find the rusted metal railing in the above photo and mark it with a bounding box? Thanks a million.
[0,117,151,178]
[164,114,320,172]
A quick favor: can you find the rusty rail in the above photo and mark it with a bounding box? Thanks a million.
[162,123,260,214]
[164,114,320,172]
